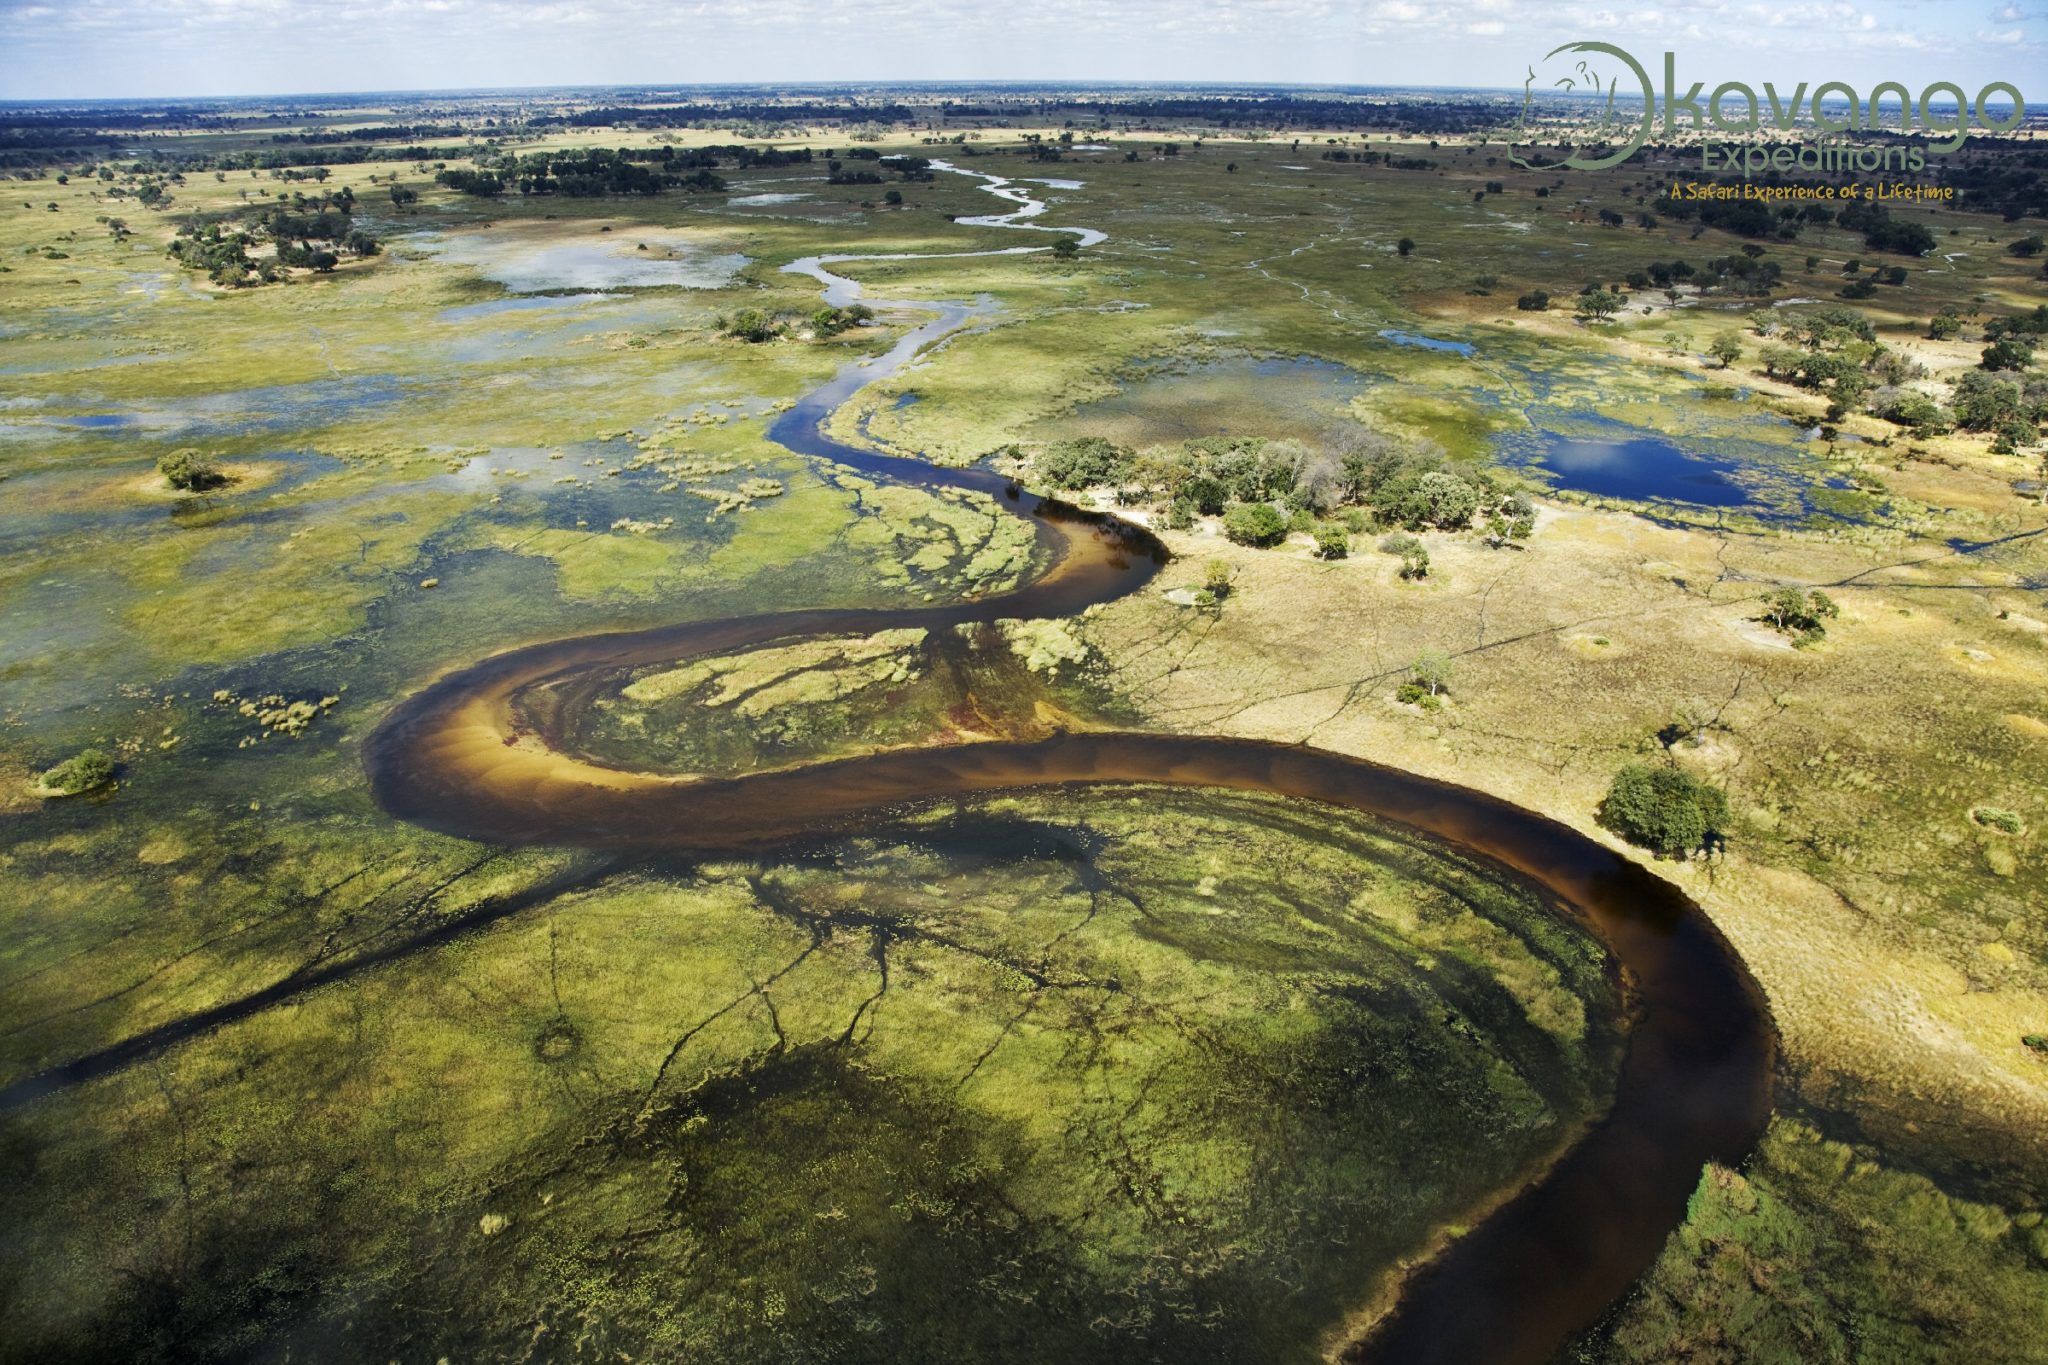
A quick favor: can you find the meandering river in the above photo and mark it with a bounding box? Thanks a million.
[365,166,1775,1364]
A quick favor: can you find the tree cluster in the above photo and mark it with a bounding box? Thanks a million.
[1032,429,1533,549]
[166,186,375,287]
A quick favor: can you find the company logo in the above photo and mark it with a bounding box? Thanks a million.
[1510,42,1655,171]
[1510,41,2027,175]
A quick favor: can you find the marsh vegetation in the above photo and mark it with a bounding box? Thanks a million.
[0,84,2042,1365]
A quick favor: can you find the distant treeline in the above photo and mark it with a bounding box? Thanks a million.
[1320,149,1439,169]
[270,124,477,144]
[546,103,920,128]
[435,144,812,197]
[1931,138,2048,222]
[1059,95,1502,133]
[186,144,491,170]
[531,94,1502,135]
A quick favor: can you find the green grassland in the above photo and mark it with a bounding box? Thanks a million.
[0,787,1620,1363]
[1,109,2045,1363]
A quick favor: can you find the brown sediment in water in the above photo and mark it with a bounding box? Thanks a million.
[364,437,1773,1365]
[361,190,1775,1365]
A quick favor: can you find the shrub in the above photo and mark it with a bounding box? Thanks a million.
[1971,806,2023,835]
[1395,681,1441,711]
[1379,531,1432,579]
[1313,523,1349,559]
[158,448,226,491]
[40,749,114,795]
[1599,763,1730,857]
[1202,559,1233,597]
[1516,290,1550,311]
[1222,501,1287,547]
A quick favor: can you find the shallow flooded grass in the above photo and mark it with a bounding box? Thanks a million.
[0,788,1618,1364]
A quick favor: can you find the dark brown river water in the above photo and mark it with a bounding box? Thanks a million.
[363,191,1775,1363]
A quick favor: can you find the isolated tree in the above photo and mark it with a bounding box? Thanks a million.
[158,448,225,491]
[1051,237,1079,261]
[1664,697,1713,748]
[1760,587,1839,644]
[1708,333,1743,368]
[1599,763,1729,857]
[1410,649,1454,696]
[1575,288,1625,322]
[1397,237,1415,257]
[1313,522,1350,559]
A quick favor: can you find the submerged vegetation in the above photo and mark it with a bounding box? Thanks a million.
[0,80,2042,1365]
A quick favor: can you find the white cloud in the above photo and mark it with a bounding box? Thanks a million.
[0,0,2029,98]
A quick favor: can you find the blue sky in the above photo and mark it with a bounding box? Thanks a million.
[0,0,2038,101]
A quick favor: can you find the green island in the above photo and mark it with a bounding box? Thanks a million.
[0,69,2043,1365]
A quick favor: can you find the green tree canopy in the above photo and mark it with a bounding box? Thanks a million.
[1599,763,1730,857]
